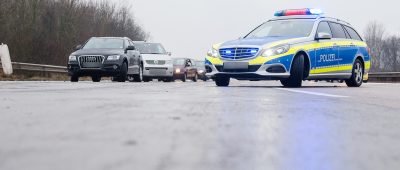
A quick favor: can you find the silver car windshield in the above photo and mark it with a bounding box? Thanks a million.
[245,20,315,38]
[135,43,167,54]
[83,38,124,49]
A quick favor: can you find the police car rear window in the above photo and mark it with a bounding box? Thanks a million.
[344,26,363,41]
[329,22,347,39]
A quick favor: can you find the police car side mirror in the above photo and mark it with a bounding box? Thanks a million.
[316,32,332,40]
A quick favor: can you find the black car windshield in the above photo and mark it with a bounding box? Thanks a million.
[83,38,124,49]
[245,20,315,38]
[135,43,166,54]
[173,59,185,66]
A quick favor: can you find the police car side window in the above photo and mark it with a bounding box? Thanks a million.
[317,22,332,35]
[344,26,363,41]
[329,22,347,39]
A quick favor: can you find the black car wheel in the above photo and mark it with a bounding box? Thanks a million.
[70,75,79,82]
[91,75,101,82]
[215,75,230,87]
[346,59,364,87]
[280,54,304,88]
[118,62,128,82]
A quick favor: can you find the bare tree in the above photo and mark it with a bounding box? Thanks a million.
[0,0,148,66]
[364,21,386,72]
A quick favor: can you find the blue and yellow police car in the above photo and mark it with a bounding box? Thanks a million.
[205,8,371,87]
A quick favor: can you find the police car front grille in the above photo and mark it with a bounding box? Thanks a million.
[219,48,259,60]
[79,55,104,68]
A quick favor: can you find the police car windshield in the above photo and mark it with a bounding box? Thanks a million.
[135,43,167,54]
[245,20,315,38]
[83,38,124,49]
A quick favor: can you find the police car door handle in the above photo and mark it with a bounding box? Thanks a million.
[333,43,338,46]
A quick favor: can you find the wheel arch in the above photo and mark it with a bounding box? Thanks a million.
[355,56,365,70]
[291,50,311,79]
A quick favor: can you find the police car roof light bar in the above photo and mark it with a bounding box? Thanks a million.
[274,8,323,17]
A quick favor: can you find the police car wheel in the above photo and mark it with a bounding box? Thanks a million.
[346,59,363,87]
[215,76,230,87]
[280,54,304,88]
[70,75,79,82]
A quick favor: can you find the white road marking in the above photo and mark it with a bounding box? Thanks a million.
[276,88,349,98]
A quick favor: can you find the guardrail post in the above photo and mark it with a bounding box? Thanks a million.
[0,43,13,75]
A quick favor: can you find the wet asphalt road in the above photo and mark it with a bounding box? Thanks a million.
[0,80,399,170]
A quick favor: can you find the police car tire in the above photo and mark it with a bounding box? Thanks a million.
[118,62,128,82]
[70,75,79,82]
[215,76,230,87]
[281,54,304,88]
[345,59,363,87]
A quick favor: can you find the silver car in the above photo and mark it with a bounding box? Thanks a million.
[134,42,174,82]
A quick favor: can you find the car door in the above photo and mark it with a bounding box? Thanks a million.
[341,25,364,73]
[313,21,339,74]
[328,22,349,73]
[191,59,198,76]
[129,40,140,67]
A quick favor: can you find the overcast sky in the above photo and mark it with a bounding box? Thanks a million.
[110,0,399,60]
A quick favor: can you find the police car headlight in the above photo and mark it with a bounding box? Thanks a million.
[107,55,120,61]
[69,55,77,61]
[198,70,204,74]
[175,68,181,73]
[207,48,219,58]
[262,44,290,57]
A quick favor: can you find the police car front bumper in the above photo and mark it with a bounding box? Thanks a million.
[206,64,290,80]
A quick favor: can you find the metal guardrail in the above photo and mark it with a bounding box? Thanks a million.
[0,62,67,73]
[368,72,400,82]
[1,61,399,81]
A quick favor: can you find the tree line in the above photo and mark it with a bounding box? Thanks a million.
[0,0,147,66]
[364,21,399,72]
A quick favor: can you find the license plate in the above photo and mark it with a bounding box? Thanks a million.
[149,69,166,75]
[223,62,248,70]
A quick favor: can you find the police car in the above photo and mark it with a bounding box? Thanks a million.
[205,8,371,87]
